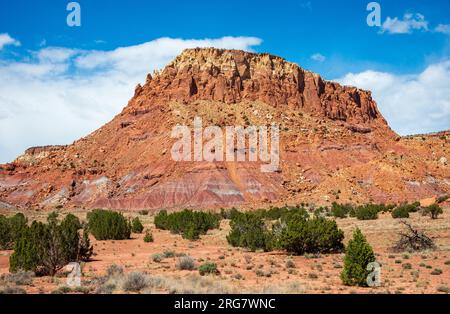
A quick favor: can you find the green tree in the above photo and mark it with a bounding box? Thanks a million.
[10,213,92,276]
[277,215,344,255]
[341,228,376,287]
[422,204,443,219]
[131,217,144,234]
[87,209,131,240]
[226,212,272,252]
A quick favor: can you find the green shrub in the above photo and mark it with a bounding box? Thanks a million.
[0,213,28,250]
[198,262,218,276]
[226,212,273,252]
[220,208,241,220]
[277,215,344,255]
[354,205,380,220]
[437,195,449,204]
[341,228,375,287]
[391,206,410,219]
[422,204,443,219]
[9,213,92,276]
[151,253,163,263]
[78,226,93,262]
[330,203,352,219]
[154,209,220,240]
[143,230,153,243]
[131,217,144,234]
[87,209,131,240]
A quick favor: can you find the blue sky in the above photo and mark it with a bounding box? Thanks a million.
[0,0,449,163]
[1,0,449,77]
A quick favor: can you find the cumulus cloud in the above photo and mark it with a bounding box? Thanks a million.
[0,33,20,50]
[435,24,450,35]
[337,61,450,135]
[381,13,429,34]
[310,53,326,62]
[0,36,262,163]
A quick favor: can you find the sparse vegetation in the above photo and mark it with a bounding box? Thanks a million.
[0,270,34,286]
[176,256,196,270]
[87,209,131,240]
[122,272,148,292]
[143,230,154,243]
[198,262,218,276]
[151,253,163,263]
[341,228,376,287]
[431,268,443,276]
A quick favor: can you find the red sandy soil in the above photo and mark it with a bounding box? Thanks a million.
[1,206,449,294]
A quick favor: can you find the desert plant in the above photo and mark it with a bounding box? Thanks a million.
[422,204,443,219]
[437,195,449,204]
[0,285,27,294]
[285,258,296,269]
[341,228,376,287]
[154,209,220,240]
[354,205,379,220]
[391,206,410,219]
[87,209,131,240]
[393,221,436,252]
[277,215,344,255]
[9,213,92,276]
[198,262,218,276]
[131,217,144,234]
[330,203,352,219]
[122,272,148,292]
[0,270,34,286]
[176,256,195,270]
[77,226,93,262]
[106,264,124,277]
[226,212,273,252]
[143,230,154,243]
[151,254,163,263]
[0,213,28,250]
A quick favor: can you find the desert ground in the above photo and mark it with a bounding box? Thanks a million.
[1,205,450,295]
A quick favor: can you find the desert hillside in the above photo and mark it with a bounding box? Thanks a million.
[0,48,448,211]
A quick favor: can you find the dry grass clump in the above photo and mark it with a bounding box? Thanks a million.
[0,271,35,286]
[176,256,196,271]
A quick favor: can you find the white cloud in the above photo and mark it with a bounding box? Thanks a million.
[0,33,20,50]
[336,61,450,135]
[381,13,428,34]
[310,53,326,62]
[435,24,450,35]
[0,36,262,163]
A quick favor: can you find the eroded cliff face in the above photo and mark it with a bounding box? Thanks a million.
[0,48,448,211]
[130,48,388,127]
